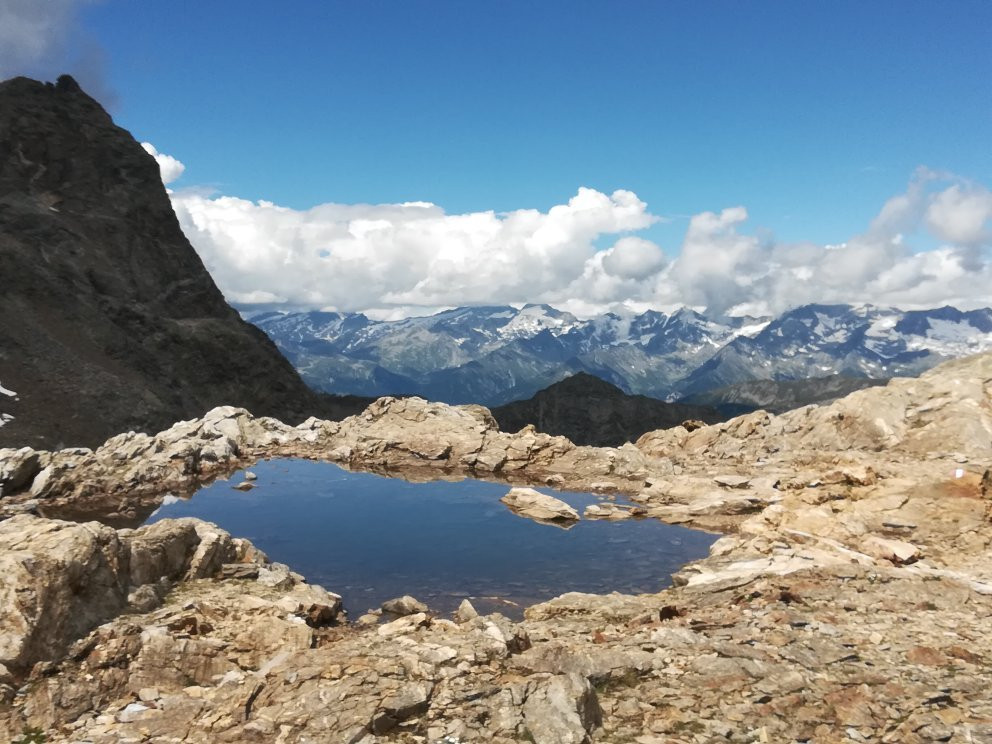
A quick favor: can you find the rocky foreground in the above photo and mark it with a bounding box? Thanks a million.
[1,353,991,743]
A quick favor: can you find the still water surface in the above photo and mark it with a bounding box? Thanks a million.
[147,459,716,617]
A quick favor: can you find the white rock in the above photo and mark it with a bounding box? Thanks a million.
[861,535,920,565]
[500,487,579,525]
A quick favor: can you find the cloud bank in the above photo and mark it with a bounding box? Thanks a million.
[160,155,992,318]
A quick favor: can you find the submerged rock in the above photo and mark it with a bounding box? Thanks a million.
[583,503,646,520]
[501,487,580,526]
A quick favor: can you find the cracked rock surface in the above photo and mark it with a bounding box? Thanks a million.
[0,351,990,742]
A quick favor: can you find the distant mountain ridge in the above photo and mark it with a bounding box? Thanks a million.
[489,372,722,447]
[249,302,992,406]
[681,375,890,418]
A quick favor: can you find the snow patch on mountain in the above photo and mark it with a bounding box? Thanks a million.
[732,320,771,338]
[498,305,581,339]
[904,318,992,356]
[249,303,992,405]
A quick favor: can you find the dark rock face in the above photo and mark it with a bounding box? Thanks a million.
[0,75,369,448]
[490,372,722,446]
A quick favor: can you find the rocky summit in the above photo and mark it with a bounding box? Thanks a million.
[490,372,722,447]
[0,351,990,742]
[0,75,369,450]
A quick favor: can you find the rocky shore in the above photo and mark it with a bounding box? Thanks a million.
[1,352,990,742]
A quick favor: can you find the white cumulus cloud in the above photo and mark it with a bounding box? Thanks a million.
[601,236,667,279]
[171,187,658,311]
[167,170,992,318]
[141,143,186,185]
[925,184,992,246]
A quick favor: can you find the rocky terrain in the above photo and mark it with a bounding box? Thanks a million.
[490,373,721,447]
[0,75,370,450]
[0,351,989,742]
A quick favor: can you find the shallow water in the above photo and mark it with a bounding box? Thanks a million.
[147,458,717,618]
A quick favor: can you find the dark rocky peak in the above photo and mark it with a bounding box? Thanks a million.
[0,75,370,448]
[630,309,668,329]
[535,371,628,398]
[55,73,82,92]
[490,371,721,446]
[0,73,227,320]
[668,307,708,323]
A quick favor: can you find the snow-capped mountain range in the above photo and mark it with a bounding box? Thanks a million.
[246,303,992,406]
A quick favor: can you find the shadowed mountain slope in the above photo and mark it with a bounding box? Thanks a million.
[490,372,722,446]
[680,374,890,418]
[0,75,370,448]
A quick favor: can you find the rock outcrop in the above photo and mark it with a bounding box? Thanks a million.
[0,352,991,742]
[0,75,370,450]
[0,399,656,524]
[0,515,343,677]
[636,352,992,462]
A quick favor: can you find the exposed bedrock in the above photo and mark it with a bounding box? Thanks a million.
[0,352,990,741]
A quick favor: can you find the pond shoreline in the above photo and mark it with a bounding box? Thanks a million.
[3,354,992,741]
[144,458,717,618]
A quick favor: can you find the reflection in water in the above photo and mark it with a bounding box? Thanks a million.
[147,459,717,618]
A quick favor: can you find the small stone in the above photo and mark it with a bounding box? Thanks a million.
[861,535,920,565]
[377,612,429,637]
[127,584,162,613]
[232,481,255,491]
[714,474,751,489]
[381,595,429,616]
[906,645,947,666]
[453,599,478,623]
[220,562,260,580]
[117,702,150,723]
[244,470,258,481]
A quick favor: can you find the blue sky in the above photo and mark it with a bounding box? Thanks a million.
[2,1,991,316]
[81,1,991,246]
